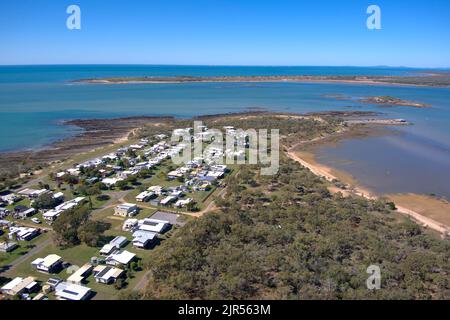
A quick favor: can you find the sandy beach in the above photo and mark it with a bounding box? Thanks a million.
[286,148,450,237]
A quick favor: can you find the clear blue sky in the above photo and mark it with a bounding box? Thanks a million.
[1,0,449,67]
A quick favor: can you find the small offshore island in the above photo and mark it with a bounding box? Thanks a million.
[360,96,431,108]
[74,72,450,87]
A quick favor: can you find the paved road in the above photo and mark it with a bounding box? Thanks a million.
[0,236,53,276]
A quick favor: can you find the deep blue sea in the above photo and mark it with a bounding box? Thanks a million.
[0,65,449,198]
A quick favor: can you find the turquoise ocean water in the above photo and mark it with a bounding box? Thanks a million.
[0,65,449,198]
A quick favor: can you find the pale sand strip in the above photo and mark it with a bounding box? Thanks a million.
[286,150,450,237]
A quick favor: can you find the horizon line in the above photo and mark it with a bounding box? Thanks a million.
[0,63,449,70]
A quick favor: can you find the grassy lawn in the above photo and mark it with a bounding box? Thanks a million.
[0,232,51,269]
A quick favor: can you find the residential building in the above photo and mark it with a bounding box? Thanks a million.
[9,226,39,241]
[132,230,157,249]
[18,188,50,199]
[54,282,92,301]
[100,236,128,255]
[0,241,18,253]
[43,209,63,222]
[93,265,124,284]
[31,254,62,273]
[114,203,138,217]
[160,196,176,206]
[122,218,138,232]
[175,198,194,208]
[136,191,155,202]
[67,264,93,285]
[106,250,136,267]
[137,218,170,234]
[1,277,38,296]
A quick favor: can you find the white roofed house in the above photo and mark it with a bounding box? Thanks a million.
[175,198,194,208]
[14,207,36,220]
[136,191,155,202]
[93,265,124,284]
[0,241,19,253]
[1,277,39,297]
[9,226,39,241]
[55,197,86,211]
[31,254,63,273]
[53,192,64,201]
[122,218,138,232]
[138,218,171,234]
[154,133,167,140]
[99,236,128,256]
[114,203,139,217]
[18,188,50,199]
[1,193,21,205]
[54,282,92,301]
[147,185,165,195]
[43,209,63,223]
[106,250,137,267]
[67,168,80,176]
[132,230,157,249]
[167,170,184,180]
[67,263,93,285]
[42,197,85,223]
[102,177,123,187]
[130,144,144,150]
[160,195,176,206]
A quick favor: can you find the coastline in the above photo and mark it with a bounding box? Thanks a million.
[0,116,174,175]
[287,132,450,236]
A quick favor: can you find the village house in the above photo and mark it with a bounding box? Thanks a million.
[137,218,171,234]
[55,197,86,211]
[102,153,118,162]
[54,282,92,301]
[100,236,128,255]
[0,193,21,205]
[0,207,11,218]
[167,170,184,180]
[148,185,166,195]
[160,195,176,206]
[0,241,18,253]
[18,188,50,199]
[122,218,139,232]
[43,209,63,223]
[136,191,155,202]
[42,197,85,223]
[13,206,36,219]
[132,230,157,249]
[67,263,93,285]
[154,133,168,140]
[102,177,124,187]
[175,198,194,208]
[93,265,124,284]
[1,277,39,297]
[77,158,102,169]
[31,254,63,273]
[67,168,80,176]
[106,250,136,267]
[0,219,11,228]
[114,203,139,217]
[9,226,39,241]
